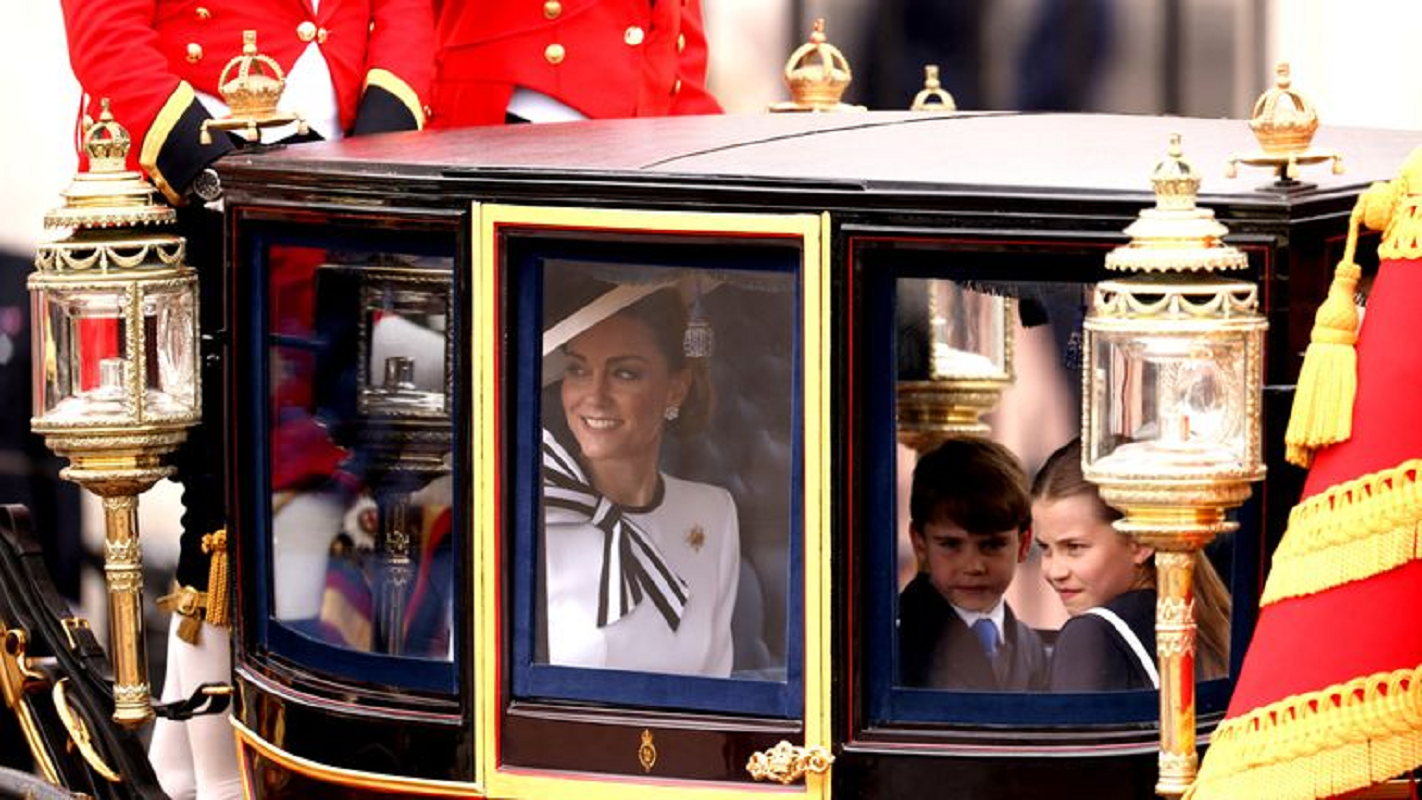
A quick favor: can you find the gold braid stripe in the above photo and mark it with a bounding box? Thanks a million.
[1260,458,1422,606]
[140,81,197,205]
[1186,665,1422,800]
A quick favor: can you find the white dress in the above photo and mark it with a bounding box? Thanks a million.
[544,474,740,677]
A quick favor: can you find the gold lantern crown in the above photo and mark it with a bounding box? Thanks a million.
[769,19,864,113]
[1105,134,1248,274]
[1248,62,1319,155]
[201,30,308,143]
[43,99,176,233]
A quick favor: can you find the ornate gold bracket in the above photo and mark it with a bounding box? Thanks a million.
[1,625,61,783]
[746,740,834,785]
[54,678,122,783]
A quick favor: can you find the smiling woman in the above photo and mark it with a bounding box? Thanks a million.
[541,282,740,677]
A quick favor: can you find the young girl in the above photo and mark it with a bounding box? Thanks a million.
[1032,439,1230,690]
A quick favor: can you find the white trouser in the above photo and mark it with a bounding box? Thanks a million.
[148,618,242,800]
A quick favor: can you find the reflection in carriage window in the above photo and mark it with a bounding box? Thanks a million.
[265,245,455,664]
[882,274,1238,713]
[537,262,794,682]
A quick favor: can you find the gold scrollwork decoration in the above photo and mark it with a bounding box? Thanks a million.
[53,679,122,783]
[747,740,834,785]
[1157,594,1194,624]
[1094,280,1259,320]
[1156,628,1196,657]
[637,729,657,773]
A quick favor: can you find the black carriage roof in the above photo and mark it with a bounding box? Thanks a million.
[219,111,1422,206]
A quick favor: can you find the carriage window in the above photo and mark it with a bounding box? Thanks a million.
[862,246,1250,730]
[254,231,458,692]
[502,223,810,720]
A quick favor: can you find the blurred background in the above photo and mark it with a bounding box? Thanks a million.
[3,0,1422,677]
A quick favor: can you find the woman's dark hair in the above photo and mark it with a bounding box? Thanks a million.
[1031,438,1232,678]
[909,437,1031,536]
[615,287,714,437]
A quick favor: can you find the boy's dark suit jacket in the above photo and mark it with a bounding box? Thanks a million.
[897,573,1049,691]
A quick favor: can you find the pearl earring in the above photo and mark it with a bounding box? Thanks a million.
[664,405,680,422]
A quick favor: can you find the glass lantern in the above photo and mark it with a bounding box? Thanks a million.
[1084,276,1265,494]
[897,278,1015,452]
[357,266,451,421]
[29,101,201,726]
[1081,135,1265,796]
[349,264,453,655]
[32,275,198,427]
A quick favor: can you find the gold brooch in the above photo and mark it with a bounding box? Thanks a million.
[686,525,705,552]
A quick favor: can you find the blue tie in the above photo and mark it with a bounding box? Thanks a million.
[972,618,1000,660]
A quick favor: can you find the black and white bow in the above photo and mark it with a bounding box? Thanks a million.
[542,429,689,631]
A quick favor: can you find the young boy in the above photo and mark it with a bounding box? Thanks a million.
[898,437,1049,691]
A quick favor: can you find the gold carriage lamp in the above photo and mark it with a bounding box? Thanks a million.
[1226,62,1343,191]
[1082,134,1266,797]
[769,19,865,113]
[910,65,957,113]
[31,100,202,727]
[897,285,1014,453]
[200,30,308,144]
[353,265,453,655]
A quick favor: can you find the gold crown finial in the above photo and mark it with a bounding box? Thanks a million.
[1150,132,1201,212]
[910,64,957,113]
[83,99,132,173]
[1105,134,1248,274]
[1226,62,1342,187]
[1248,61,1319,155]
[219,30,286,120]
[44,99,176,231]
[769,18,863,113]
[200,30,308,143]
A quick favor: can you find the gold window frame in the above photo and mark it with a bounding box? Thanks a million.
[473,203,832,798]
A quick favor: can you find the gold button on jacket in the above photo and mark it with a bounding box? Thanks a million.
[185,42,203,63]
[624,26,644,46]
[544,43,565,64]
[297,20,317,43]
[543,0,562,19]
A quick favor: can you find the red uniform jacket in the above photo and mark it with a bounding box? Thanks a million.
[431,0,721,128]
[62,0,435,203]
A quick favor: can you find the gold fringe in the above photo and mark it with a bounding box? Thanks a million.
[1378,150,1422,260]
[202,528,230,628]
[1262,459,1422,605]
[1186,664,1422,800]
